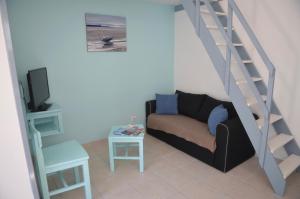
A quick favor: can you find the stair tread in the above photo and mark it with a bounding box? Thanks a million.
[201,0,222,2]
[279,154,300,179]
[268,134,294,153]
[252,77,263,82]
[246,95,266,106]
[216,42,243,47]
[232,59,253,64]
[206,25,234,30]
[257,114,282,129]
[201,10,227,16]
[236,77,262,84]
[242,60,253,64]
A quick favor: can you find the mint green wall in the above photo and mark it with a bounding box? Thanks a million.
[7,0,174,144]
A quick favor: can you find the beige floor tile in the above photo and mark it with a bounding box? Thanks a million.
[284,183,300,199]
[53,136,300,199]
[133,175,178,199]
[84,140,103,159]
[242,169,274,193]
[178,180,231,199]
[182,160,219,184]
[144,149,164,167]
[54,187,103,199]
[152,166,196,191]
[226,157,262,181]
[287,172,300,187]
[164,191,187,199]
[101,187,142,199]
[47,175,58,191]
[144,137,174,156]
[160,150,197,169]
[205,172,277,199]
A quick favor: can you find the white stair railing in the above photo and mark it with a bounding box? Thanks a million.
[179,0,300,196]
[201,0,275,167]
[227,0,276,168]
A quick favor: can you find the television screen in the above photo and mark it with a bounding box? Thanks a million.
[27,67,50,111]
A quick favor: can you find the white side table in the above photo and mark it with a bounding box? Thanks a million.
[108,124,144,173]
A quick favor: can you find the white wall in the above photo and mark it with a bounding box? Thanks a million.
[0,0,39,198]
[174,0,300,145]
[174,10,228,100]
[233,0,300,145]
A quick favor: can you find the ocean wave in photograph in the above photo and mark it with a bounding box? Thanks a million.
[85,13,127,52]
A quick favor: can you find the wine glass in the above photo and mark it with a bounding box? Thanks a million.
[129,114,137,128]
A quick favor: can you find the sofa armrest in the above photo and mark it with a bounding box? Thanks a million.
[213,117,255,172]
[145,100,156,122]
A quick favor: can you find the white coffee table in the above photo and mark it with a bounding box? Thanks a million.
[108,124,144,173]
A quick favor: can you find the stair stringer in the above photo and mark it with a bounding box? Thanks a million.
[196,11,226,84]
[229,72,286,195]
[264,148,286,196]
[227,74,260,151]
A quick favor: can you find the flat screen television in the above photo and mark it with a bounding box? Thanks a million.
[27,67,51,112]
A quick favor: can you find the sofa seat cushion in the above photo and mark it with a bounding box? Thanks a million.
[147,113,216,152]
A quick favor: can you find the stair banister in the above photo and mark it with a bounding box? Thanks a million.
[180,0,300,196]
[225,0,233,94]
[184,0,197,27]
[180,0,227,84]
[202,0,267,113]
[228,0,276,166]
[259,68,275,164]
[195,0,200,34]
[228,0,275,73]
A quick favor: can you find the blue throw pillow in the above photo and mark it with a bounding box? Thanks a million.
[208,104,228,136]
[156,94,178,115]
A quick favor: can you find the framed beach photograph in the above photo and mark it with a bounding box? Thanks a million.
[85,13,127,52]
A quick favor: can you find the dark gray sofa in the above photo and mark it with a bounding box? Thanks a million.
[145,91,255,172]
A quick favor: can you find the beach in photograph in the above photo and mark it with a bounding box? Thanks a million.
[85,13,127,52]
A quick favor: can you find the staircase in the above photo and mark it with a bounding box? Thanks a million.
[180,0,300,196]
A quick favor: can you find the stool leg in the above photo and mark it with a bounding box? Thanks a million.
[108,139,115,172]
[82,162,92,199]
[58,171,68,187]
[125,143,129,157]
[74,167,80,183]
[41,174,50,199]
[113,142,117,156]
[139,140,144,173]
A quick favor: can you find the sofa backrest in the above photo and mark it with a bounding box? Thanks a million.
[175,90,207,120]
[176,90,238,123]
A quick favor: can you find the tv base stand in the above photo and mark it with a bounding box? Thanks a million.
[37,103,52,112]
[28,102,52,112]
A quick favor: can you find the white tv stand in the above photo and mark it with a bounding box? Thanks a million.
[27,103,64,137]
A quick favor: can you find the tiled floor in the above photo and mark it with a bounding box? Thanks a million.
[50,134,300,199]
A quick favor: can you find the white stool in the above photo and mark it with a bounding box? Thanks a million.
[108,124,144,172]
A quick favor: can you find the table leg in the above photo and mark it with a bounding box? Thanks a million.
[125,143,129,157]
[108,139,115,172]
[74,167,80,183]
[83,162,92,199]
[113,142,117,156]
[139,140,144,173]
